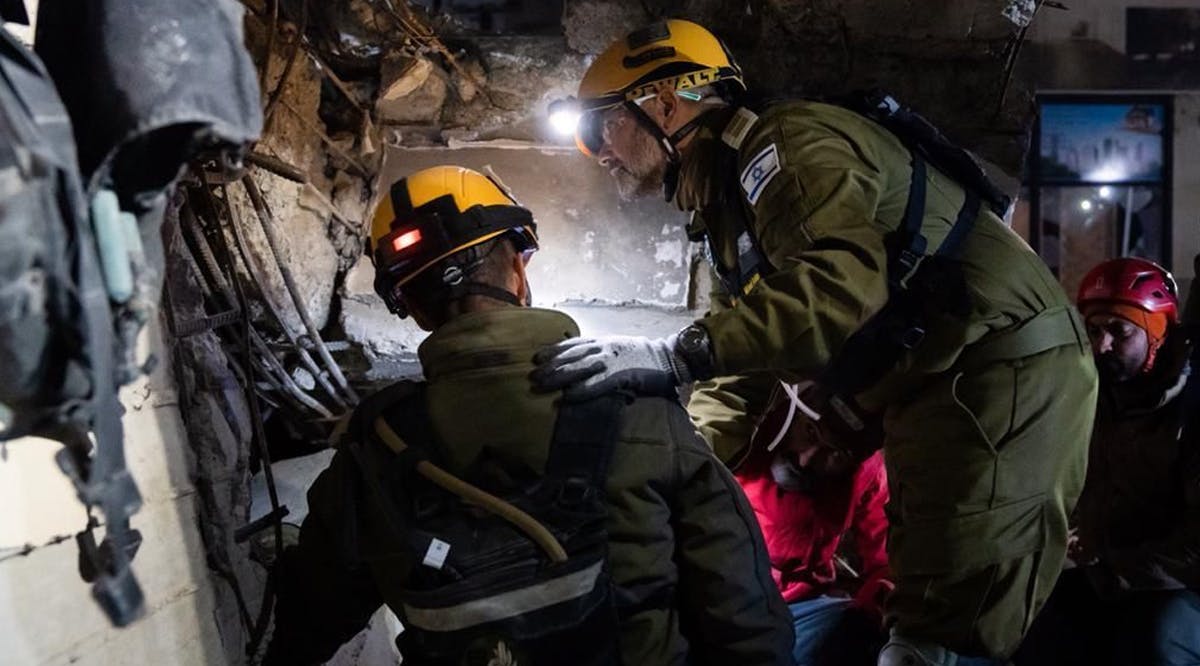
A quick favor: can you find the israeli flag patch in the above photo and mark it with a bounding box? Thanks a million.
[740,143,781,206]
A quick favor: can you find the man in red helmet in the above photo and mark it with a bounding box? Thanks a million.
[1017,257,1200,665]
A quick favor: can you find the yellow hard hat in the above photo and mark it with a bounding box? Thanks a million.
[573,19,744,156]
[370,165,538,316]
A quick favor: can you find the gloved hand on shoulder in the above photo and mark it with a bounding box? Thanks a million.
[530,335,693,401]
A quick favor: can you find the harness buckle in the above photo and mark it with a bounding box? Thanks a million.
[556,477,593,506]
[899,325,926,350]
[895,249,924,287]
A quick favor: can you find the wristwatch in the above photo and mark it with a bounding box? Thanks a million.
[674,324,715,381]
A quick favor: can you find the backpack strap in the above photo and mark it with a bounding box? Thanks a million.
[347,381,605,569]
[813,95,993,399]
[543,393,628,504]
[342,381,449,569]
[889,154,928,290]
[347,379,432,473]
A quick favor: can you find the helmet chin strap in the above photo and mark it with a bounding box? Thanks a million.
[522,276,533,307]
[623,100,718,201]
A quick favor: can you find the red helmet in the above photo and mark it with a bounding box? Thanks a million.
[1076,257,1179,324]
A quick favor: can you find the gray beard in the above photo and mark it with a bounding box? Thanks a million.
[613,128,668,201]
[613,164,665,201]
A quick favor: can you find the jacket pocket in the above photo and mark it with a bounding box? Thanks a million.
[949,364,1017,456]
[890,492,1049,576]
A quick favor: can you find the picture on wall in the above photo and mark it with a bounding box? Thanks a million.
[1038,102,1166,183]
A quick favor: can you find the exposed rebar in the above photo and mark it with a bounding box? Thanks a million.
[208,184,289,657]
[181,191,334,418]
[261,0,307,137]
[278,100,369,178]
[246,152,307,184]
[221,183,347,410]
[241,174,359,404]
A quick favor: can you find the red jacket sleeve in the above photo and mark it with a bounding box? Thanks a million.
[852,452,890,581]
[849,452,892,617]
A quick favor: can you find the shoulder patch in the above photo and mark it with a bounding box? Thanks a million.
[740,143,781,206]
[721,107,759,150]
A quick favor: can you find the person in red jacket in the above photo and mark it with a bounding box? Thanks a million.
[735,380,893,665]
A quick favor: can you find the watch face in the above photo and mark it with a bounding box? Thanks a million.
[680,325,706,352]
[676,325,715,380]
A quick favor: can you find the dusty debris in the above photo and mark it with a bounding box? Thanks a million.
[378,54,434,100]
[1002,0,1039,28]
[376,52,448,124]
[562,0,647,54]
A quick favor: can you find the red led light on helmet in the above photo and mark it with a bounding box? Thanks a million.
[392,228,422,252]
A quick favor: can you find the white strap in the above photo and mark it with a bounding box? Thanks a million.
[764,380,822,452]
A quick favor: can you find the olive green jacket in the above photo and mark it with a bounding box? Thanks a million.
[679,102,1080,461]
[264,308,793,666]
[678,102,1097,657]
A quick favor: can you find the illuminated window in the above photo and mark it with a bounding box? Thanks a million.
[1028,96,1172,297]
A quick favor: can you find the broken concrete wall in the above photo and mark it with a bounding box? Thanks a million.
[235,7,378,338]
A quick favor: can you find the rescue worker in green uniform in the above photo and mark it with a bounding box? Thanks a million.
[532,19,1098,665]
[264,165,793,665]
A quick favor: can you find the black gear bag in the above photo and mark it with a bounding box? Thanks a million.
[345,382,627,666]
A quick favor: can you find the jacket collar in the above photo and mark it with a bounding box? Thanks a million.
[1104,362,1190,415]
[415,307,580,474]
[672,106,741,214]
[418,307,579,381]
